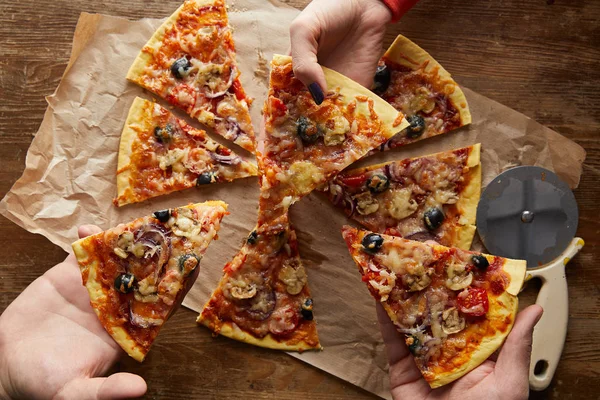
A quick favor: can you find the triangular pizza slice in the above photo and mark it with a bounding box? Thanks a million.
[127,0,256,152]
[258,54,408,225]
[115,97,257,207]
[373,35,471,152]
[198,214,321,351]
[73,201,228,361]
[342,226,526,388]
[321,144,481,250]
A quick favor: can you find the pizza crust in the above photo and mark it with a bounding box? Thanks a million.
[384,35,471,126]
[456,144,482,227]
[197,317,322,352]
[73,237,148,362]
[501,258,527,296]
[115,97,149,207]
[272,54,409,136]
[428,290,519,388]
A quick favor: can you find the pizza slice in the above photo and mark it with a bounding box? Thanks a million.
[73,201,228,361]
[197,214,321,351]
[114,97,257,207]
[257,54,409,225]
[342,226,526,388]
[321,144,481,250]
[372,35,471,152]
[127,0,256,152]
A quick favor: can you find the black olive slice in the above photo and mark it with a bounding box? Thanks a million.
[367,173,390,194]
[115,273,136,294]
[247,230,258,245]
[171,57,192,79]
[301,298,314,321]
[424,208,445,231]
[404,115,426,138]
[179,254,201,275]
[196,171,216,186]
[154,124,174,143]
[472,254,490,270]
[373,64,391,95]
[361,233,384,254]
[297,116,321,144]
[153,209,171,223]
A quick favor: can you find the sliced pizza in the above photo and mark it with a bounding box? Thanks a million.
[127,0,256,152]
[321,144,481,250]
[114,97,257,207]
[372,35,471,152]
[73,201,228,361]
[258,54,408,225]
[342,226,526,388]
[198,214,321,351]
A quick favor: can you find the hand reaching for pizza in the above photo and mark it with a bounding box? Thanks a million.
[378,303,544,400]
[290,0,419,101]
[0,225,147,400]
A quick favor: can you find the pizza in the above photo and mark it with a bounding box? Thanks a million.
[258,54,408,225]
[72,201,228,361]
[372,35,471,152]
[321,144,481,250]
[114,97,257,207]
[342,226,526,388]
[198,214,321,351]
[127,0,256,152]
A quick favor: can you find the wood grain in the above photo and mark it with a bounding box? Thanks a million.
[1,0,599,398]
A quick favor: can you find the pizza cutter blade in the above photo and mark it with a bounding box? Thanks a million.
[476,166,583,391]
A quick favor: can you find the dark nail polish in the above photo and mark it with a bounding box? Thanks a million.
[308,82,324,105]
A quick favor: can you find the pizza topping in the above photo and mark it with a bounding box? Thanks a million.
[171,56,192,79]
[196,171,216,185]
[301,298,314,321]
[246,289,276,321]
[115,273,136,294]
[457,288,489,316]
[323,114,350,146]
[268,304,299,336]
[409,87,436,115]
[472,254,490,270]
[129,301,164,328]
[406,335,420,355]
[367,174,390,194]
[354,192,379,215]
[224,272,262,300]
[362,233,384,254]
[158,148,187,170]
[424,207,445,231]
[179,253,200,276]
[340,173,368,188]
[387,188,418,219]
[404,115,426,138]
[278,260,307,295]
[210,150,241,166]
[445,261,474,291]
[369,270,396,301]
[193,63,235,98]
[297,116,322,144]
[154,124,174,143]
[441,307,466,334]
[247,230,258,245]
[114,247,129,259]
[153,209,171,223]
[373,64,391,95]
[288,161,325,195]
[402,264,432,292]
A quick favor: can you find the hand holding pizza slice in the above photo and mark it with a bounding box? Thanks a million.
[342,226,528,388]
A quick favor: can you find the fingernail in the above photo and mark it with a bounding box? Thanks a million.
[308,82,324,105]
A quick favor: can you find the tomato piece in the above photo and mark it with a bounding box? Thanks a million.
[340,173,368,188]
[457,288,489,317]
[269,97,287,117]
[268,305,299,336]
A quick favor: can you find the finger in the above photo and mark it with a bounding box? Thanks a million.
[496,305,543,383]
[376,303,430,397]
[289,16,327,103]
[58,373,147,400]
[79,224,103,239]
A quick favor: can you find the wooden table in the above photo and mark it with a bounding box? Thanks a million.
[1,0,598,398]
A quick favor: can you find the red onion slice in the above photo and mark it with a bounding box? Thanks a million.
[205,66,236,99]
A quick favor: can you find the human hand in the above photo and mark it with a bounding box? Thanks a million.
[0,226,147,400]
[378,303,543,400]
[290,0,418,101]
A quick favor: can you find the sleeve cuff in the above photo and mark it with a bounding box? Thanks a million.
[380,0,419,23]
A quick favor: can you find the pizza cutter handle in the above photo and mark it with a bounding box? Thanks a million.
[527,237,584,391]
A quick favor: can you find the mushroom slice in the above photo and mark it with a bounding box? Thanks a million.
[223,271,262,300]
[354,191,380,215]
[278,259,308,295]
[445,261,473,291]
[441,307,466,335]
[402,264,432,292]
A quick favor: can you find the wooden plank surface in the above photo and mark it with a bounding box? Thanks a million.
[1,0,598,398]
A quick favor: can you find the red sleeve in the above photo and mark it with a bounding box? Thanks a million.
[380,0,420,23]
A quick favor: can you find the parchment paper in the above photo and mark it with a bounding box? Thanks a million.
[0,1,586,398]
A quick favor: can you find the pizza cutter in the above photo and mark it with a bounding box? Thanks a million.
[476,166,583,391]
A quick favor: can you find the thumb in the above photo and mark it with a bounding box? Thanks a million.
[79,224,103,239]
[58,373,147,400]
[289,16,327,104]
[496,305,543,383]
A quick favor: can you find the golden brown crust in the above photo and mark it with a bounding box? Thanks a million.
[384,35,471,126]
[456,143,482,227]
